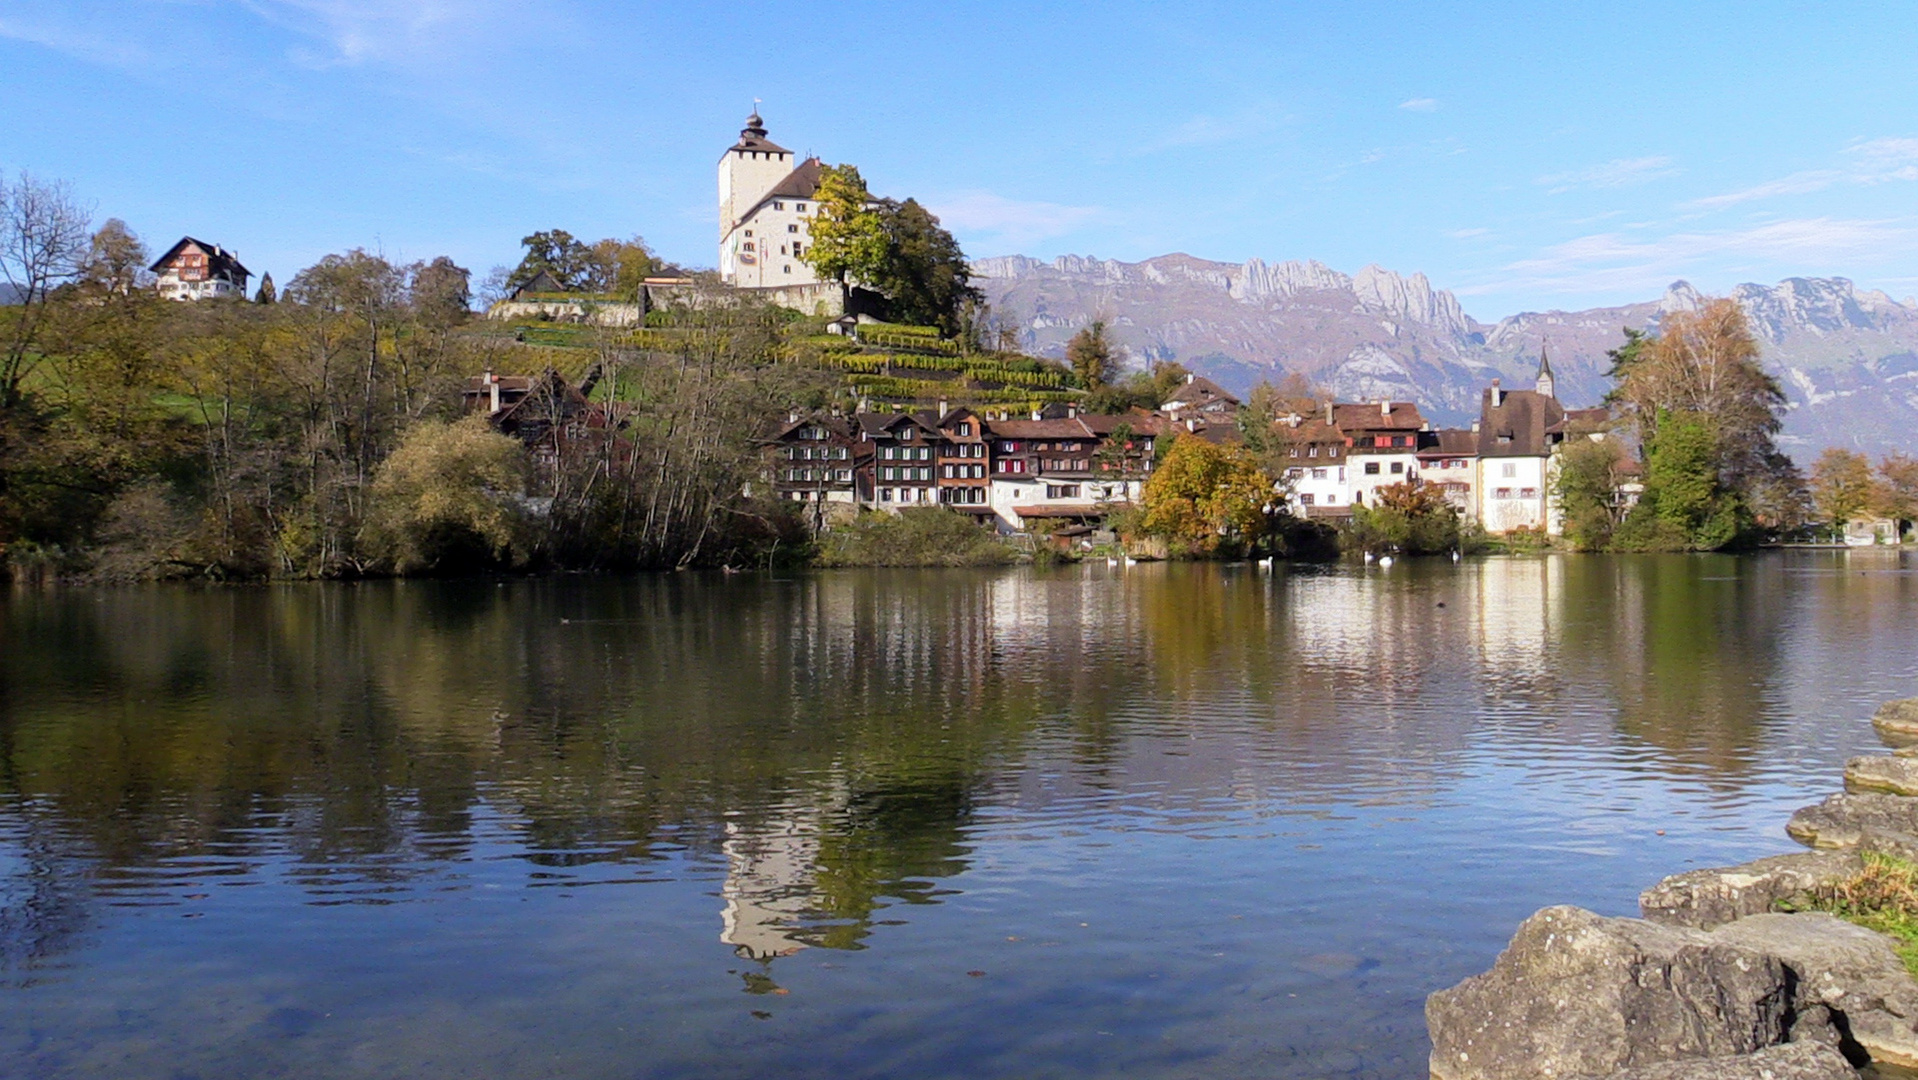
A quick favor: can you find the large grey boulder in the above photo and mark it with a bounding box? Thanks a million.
[1641,852,1863,930]
[1787,793,1918,850]
[1845,755,1918,797]
[1714,913,1918,1070]
[1427,906,1793,1080]
[1596,1040,1854,1079]
[1874,698,1918,743]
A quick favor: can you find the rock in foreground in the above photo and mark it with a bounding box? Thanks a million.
[1874,698,1918,742]
[1595,1039,1853,1079]
[1845,755,1918,797]
[1714,913,1918,1069]
[1640,852,1863,931]
[1426,905,1791,1080]
[1787,793,1918,851]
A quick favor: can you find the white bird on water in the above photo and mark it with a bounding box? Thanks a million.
[1362,550,1375,564]
[1451,549,1461,562]
[1123,556,1139,566]
[1107,557,1120,567]
[1378,555,1395,568]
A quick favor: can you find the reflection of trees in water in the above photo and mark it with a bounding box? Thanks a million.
[0,558,1890,972]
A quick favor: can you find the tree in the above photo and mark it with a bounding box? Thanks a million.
[506,229,590,292]
[363,417,531,574]
[1607,300,1787,499]
[0,170,91,408]
[1809,447,1875,539]
[1352,480,1461,555]
[1613,409,1745,551]
[799,165,887,285]
[409,256,471,329]
[581,236,662,298]
[866,199,979,334]
[78,218,149,297]
[1137,434,1271,555]
[255,272,277,304]
[1877,453,1918,531]
[1553,436,1623,552]
[1065,320,1115,388]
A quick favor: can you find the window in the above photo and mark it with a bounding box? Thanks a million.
[942,465,954,479]
[1329,447,1339,458]
[1289,447,1300,458]
[1308,446,1319,458]
[1501,462,1517,478]
[957,422,972,436]
[1495,487,1513,499]
[835,469,851,482]
[1376,436,1391,448]
[1364,461,1381,475]
[792,243,803,257]
[796,203,807,212]
[742,241,756,252]
[880,488,893,502]
[783,265,791,274]
[744,230,754,238]
[1396,436,1412,447]
[1390,462,1404,474]
[788,224,799,233]
[1519,487,1538,499]
[1326,494,1338,505]
[1046,484,1080,499]
[773,201,784,210]
[1300,494,1316,506]
[1312,468,1327,479]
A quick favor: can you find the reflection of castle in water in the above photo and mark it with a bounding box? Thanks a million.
[719,816,820,961]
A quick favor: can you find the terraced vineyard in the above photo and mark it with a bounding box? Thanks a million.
[484,314,1084,411]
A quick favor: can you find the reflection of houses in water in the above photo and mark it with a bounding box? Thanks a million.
[1467,556,1565,683]
[719,817,821,961]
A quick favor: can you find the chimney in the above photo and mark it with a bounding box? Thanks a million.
[1491,379,1504,408]
[1186,372,1196,384]
[1032,409,1043,421]
[1325,401,1334,424]
[1380,399,1390,418]
[938,399,949,417]
[789,408,801,424]
[1471,418,1481,434]
[486,368,500,414]
[1186,418,1198,432]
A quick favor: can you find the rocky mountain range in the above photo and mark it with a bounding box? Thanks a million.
[972,254,1918,458]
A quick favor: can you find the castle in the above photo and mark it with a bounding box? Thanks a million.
[717,111,824,289]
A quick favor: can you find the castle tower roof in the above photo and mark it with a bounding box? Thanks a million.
[731,110,790,155]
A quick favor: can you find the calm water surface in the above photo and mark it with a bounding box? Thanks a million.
[4,552,1917,1079]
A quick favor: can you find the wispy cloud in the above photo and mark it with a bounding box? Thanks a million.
[1689,136,1918,209]
[1458,217,1918,297]
[1398,97,1438,112]
[0,11,150,68]
[1537,156,1678,194]
[930,192,1102,248]
[238,0,530,67]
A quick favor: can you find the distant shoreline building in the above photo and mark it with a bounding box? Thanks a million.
[150,237,251,301]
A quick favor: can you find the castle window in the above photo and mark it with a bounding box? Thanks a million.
[793,243,803,257]
[774,201,784,210]
[783,265,791,274]
[742,242,755,252]
[745,230,753,238]
[788,224,799,233]
[796,203,807,212]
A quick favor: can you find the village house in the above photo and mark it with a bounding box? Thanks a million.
[933,407,994,517]
[466,367,621,475]
[1335,400,1429,507]
[1417,429,1480,517]
[1160,374,1242,420]
[765,412,864,510]
[150,237,251,301]
[858,412,943,509]
[1275,406,1356,519]
[1475,355,1570,534]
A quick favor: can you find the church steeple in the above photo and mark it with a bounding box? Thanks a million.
[1535,343,1556,399]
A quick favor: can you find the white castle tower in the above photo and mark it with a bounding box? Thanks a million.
[718,110,824,288]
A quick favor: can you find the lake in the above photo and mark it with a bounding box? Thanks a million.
[3,552,1916,1079]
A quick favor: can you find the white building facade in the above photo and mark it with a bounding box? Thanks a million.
[718,112,825,289]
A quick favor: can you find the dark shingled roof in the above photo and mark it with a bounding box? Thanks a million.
[1419,428,1479,457]
[149,236,251,281]
[728,112,791,156]
[1163,375,1241,409]
[1477,388,1567,457]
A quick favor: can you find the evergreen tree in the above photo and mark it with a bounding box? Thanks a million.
[1066,320,1115,389]
[254,272,276,304]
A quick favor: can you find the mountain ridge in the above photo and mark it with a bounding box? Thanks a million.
[972,253,1918,457]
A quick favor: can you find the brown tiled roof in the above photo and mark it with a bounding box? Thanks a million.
[1271,417,1345,445]
[1331,401,1425,432]
[735,158,823,227]
[984,418,1094,439]
[1478,388,1566,457]
[1164,375,1241,409]
[149,236,250,281]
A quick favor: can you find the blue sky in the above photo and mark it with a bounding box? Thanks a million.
[3,1,1916,320]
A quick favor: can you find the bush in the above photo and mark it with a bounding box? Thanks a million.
[363,418,532,575]
[1348,481,1461,555]
[815,507,1015,567]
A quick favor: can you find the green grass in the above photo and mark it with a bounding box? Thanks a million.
[1799,852,1918,977]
